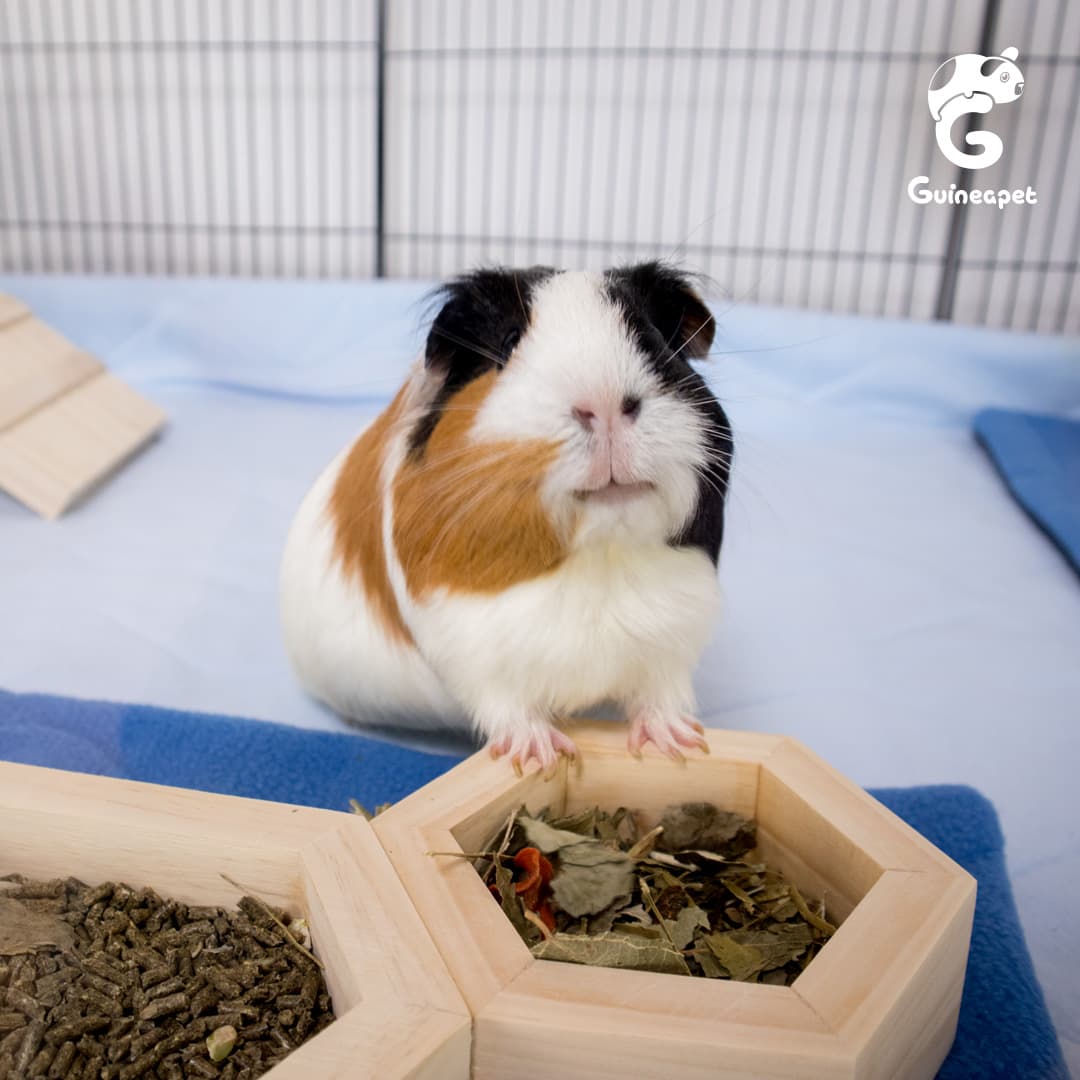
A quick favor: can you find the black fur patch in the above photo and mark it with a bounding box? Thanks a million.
[605,262,733,565]
[410,266,556,455]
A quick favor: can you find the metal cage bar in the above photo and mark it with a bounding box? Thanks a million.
[0,0,1076,332]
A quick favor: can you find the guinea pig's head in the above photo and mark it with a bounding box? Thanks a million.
[408,263,732,567]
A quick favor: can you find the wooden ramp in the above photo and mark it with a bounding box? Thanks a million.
[0,292,166,518]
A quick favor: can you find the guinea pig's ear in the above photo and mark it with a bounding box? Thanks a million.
[606,262,715,359]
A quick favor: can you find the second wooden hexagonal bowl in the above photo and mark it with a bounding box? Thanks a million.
[372,723,976,1080]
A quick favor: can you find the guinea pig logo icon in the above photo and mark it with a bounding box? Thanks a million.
[928,46,1024,169]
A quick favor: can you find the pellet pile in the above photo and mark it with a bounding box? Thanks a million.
[0,876,334,1079]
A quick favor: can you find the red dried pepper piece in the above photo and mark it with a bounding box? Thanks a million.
[512,847,552,905]
[513,848,556,931]
[533,899,556,933]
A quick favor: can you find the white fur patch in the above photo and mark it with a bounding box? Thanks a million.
[413,540,719,742]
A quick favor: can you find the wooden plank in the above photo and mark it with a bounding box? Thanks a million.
[267,1004,471,1080]
[374,752,568,1018]
[0,370,165,517]
[375,817,534,1017]
[0,292,30,331]
[0,316,102,432]
[0,761,332,909]
[510,958,831,1033]
[476,969,844,1080]
[301,822,468,1018]
[794,869,976,1077]
[556,724,777,822]
[758,739,960,883]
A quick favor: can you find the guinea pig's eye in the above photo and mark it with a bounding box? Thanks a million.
[1000,71,1010,82]
[499,328,522,361]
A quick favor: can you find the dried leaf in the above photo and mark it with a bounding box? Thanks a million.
[643,851,698,871]
[612,922,665,940]
[700,933,767,981]
[724,879,759,911]
[518,815,599,854]
[546,807,599,836]
[788,881,838,935]
[768,898,799,922]
[663,904,711,950]
[586,897,632,935]
[657,803,756,857]
[696,947,725,978]
[532,932,691,976]
[594,807,638,847]
[702,925,814,980]
[612,904,652,927]
[0,897,74,955]
[626,825,664,861]
[550,845,635,918]
[494,864,539,945]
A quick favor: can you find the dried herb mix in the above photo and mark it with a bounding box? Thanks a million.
[463,802,837,982]
[0,875,333,1079]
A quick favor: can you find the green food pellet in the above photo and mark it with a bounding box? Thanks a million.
[206,1024,237,1063]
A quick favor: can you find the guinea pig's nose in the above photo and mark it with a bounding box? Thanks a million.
[572,405,598,431]
[573,398,643,432]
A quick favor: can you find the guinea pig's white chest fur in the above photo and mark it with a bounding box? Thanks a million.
[410,541,719,718]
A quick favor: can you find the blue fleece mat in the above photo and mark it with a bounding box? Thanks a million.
[0,689,1067,1079]
[975,408,1080,578]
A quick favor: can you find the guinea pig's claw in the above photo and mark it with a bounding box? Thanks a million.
[627,710,710,760]
[488,725,577,778]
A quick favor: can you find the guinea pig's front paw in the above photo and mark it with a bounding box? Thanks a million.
[627,707,709,761]
[487,720,577,778]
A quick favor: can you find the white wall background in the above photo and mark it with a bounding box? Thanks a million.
[0,0,1077,332]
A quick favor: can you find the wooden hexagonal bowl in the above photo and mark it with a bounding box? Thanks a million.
[373,724,976,1080]
[0,762,471,1080]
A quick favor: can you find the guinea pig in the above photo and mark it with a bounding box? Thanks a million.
[279,262,733,772]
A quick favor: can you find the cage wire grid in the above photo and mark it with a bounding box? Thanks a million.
[0,0,1077,332]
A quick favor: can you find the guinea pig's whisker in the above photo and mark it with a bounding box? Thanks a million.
[666,371,720,399]
[667,314,716,361]
[697,457,730,476]
[511,272,529,322]
[691,466,728,502]
[429,327,507,368]
[410,443,526,484]
[695,459,733,486]
[400,445,485,479]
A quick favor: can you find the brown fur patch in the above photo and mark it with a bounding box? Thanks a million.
[393,372,566,596]
[329,385,414,646]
